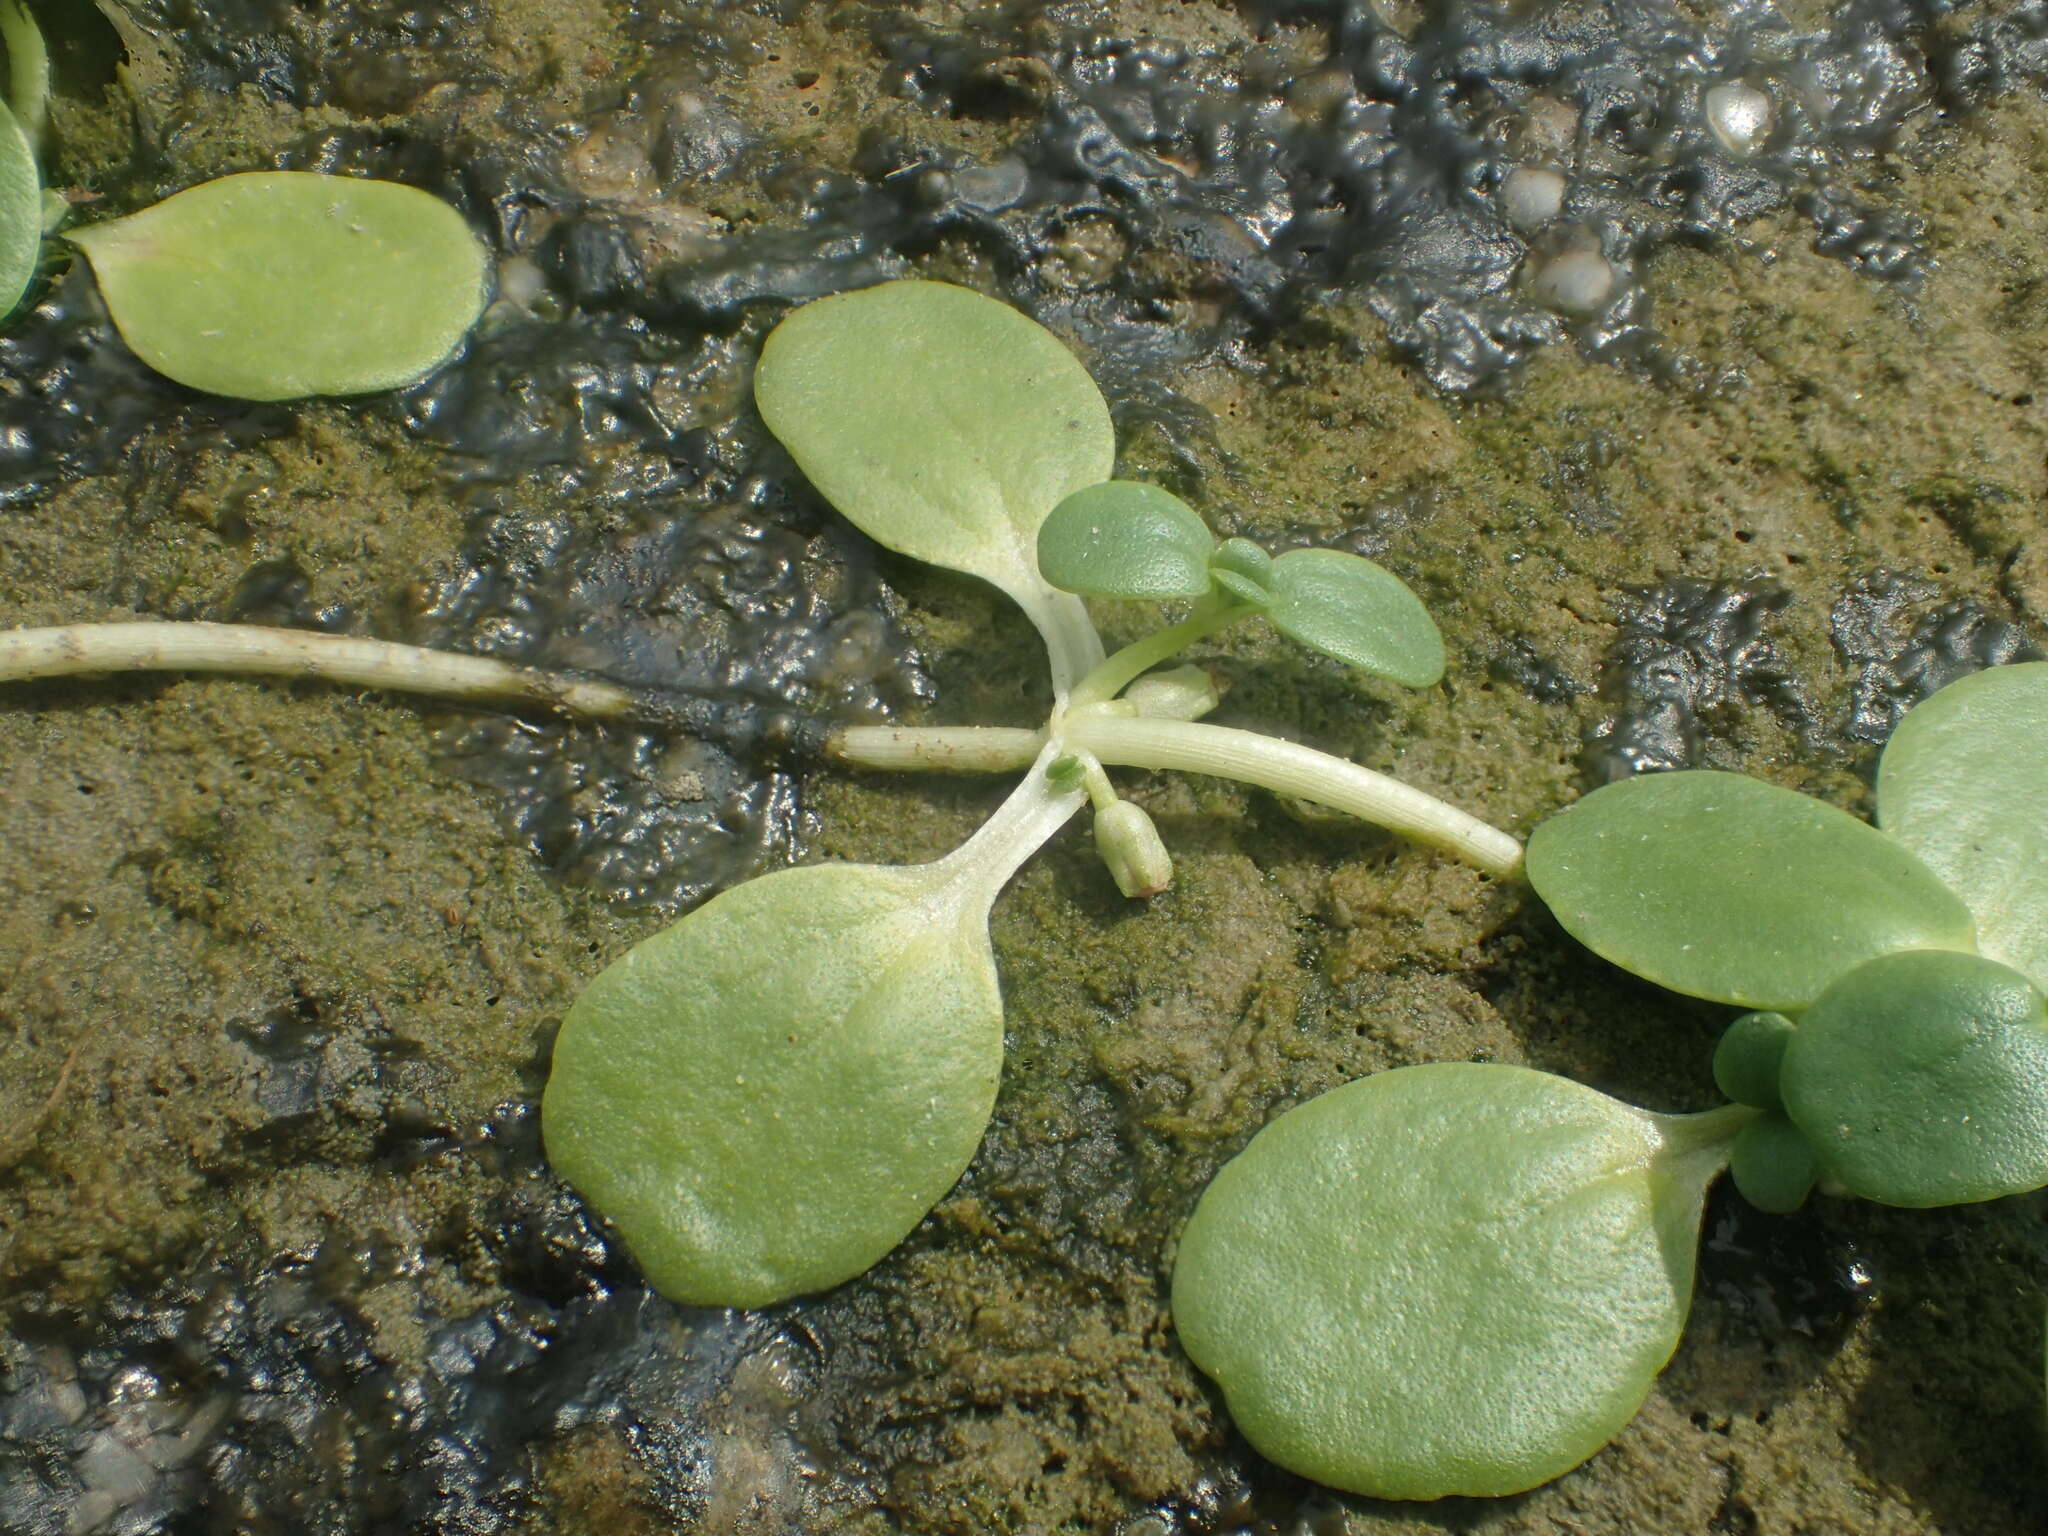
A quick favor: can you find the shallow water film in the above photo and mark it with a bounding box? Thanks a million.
[3,1,2047,1532]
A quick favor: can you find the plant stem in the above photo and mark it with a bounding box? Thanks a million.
[0,621,650,721]
[932,742,1085,910]
[1065,596,1251,711]
[1013,588,1107,702]
[831,724,1045,773]
[1061,714,1525,878]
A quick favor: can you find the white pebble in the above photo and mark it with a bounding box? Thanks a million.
[1705,82,1772,157]
[1501,165,1565,232]
[1530,248,1617,315]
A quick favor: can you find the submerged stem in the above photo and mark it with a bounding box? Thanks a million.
[0,621,649,721]
[1062,713,1524,878]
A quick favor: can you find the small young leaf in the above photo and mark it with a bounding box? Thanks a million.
[1209,567,1268,608]
[1713,1010,1794,1110]
[0,95,37,320]
[1260,548,1446,688]
[544,860,1005,1307]
[1036,480,1214,599]
[1209,537,1272,586]
[1729,1113,1816,1214]
[1526,771,1975,1010]
[67,171,488,400]
[1878,661,2048,991]
[1172,1064,1728,1500]
[755,280,1112,681]
[1781,949,2048,1208]
[1,0,48,149]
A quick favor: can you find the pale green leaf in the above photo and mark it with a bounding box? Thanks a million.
[543,860,1004,1307]
[67,171,489,400]
[1878,661,2048,991]
[1,0,47,149]
[0,94,36,320]
[1172,1064,1728,1500]
[1036,480,1214,599]
[1781,949,2048,1207]
[754,280,1111,685]
[1262,548,1445,688]
[1526,770,1975,1010]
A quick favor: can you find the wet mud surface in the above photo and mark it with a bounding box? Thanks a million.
[3,0,2047,1531]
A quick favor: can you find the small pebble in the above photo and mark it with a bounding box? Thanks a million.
[1529,247,1617,314]
[1501,165,1566,231]
[1705,81,1772,157]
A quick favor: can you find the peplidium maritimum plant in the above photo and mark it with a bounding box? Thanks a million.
[544,279,1520,1307]
[1173,659,2048,1499]
[0,277,1519,1307]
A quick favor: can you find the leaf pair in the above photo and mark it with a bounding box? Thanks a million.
[1036,479,1446,688]
[1528,661,2048,1210]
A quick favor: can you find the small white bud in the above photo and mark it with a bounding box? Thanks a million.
[1094,801,1174,899]
[1123,664,1224,723]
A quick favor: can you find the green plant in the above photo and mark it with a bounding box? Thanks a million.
[540,278,1522,1307]
[1171,660,2048,1499]
[1,1,485,396]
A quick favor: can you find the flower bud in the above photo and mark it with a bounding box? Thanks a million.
[1123,664,1224,723]
[1094,800,1174,899]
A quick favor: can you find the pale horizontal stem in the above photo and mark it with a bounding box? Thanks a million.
[831,724,1046,774]
[1063,714,1525,879]
[0,621,646,721]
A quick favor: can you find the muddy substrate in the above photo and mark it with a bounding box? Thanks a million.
[3,2,2047,1532]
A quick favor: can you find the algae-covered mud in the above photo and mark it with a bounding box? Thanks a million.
[2,1,2046,1531]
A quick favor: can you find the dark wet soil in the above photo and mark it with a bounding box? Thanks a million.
[3,1,2047,1532]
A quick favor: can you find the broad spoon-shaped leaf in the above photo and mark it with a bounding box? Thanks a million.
[755,280,1110,693]
[544,755,1080,1307]
[1782,949,2048,1207]
[68,171,489,400]
[1878,660,2048,991]
[1172,1064,1742,1499]
[1527,770,1974,1010]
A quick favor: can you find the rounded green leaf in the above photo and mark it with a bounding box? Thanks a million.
[543,860,1003,1307]
[1878,661,2048,991]
[1036,480,1214,599]
[1172,1064,1725,1500]
[1713,1010,1794,1110]
[1261,548,1445,688]
[1729,1113,1816,1214]
[1526,771,1976,1010]
[754,280,1113,635]
[0,95,38,320]
[67,171,489,400]
[1781,949,2048,1208]
[1209,537,1272,585]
